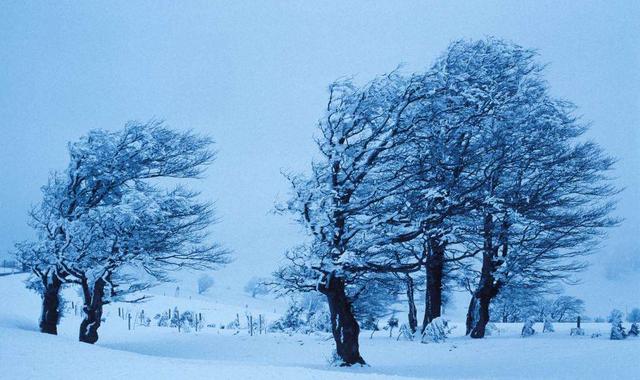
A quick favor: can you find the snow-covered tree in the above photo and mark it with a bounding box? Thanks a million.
[609,309,627,340]
[549,296,585,322]
[275,73,432,365]
[244,276,270,298]
[459,39,618,338]
[16,121,229,340]
[197,274,215,294]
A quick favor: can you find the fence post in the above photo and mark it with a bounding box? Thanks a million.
[128,314,131,331]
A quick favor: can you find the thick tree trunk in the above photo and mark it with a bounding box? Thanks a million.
[470,290,492,338]
[79,278,106,344]
[405,274,418,334]
[318,272,365,366]
[39,274,63,335]
[422,238,445,332]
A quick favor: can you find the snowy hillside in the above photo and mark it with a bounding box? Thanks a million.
[1,273,638,379]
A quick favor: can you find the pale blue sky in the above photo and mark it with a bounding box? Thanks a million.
[1,1,638,316]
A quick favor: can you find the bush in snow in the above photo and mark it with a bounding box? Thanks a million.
[197,274,215,294]
[627,323,639,337]
[608,309,627,340]
[269,302,305,333]
[360,315,379,331]
[543,319,555,333]
[570,327,585,336]
[421,317,452,344]
[226,318,240,330]
[626,308,640,323]
[384,316,399,338]
[155,311,171,327]
[521,317,536,337]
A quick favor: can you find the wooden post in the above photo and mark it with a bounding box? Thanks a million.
[250,315,253,336]
[177,309,181,332]
[128,314,131,331]
[577,316,581,329]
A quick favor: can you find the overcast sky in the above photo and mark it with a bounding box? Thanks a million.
[1,1,638,317]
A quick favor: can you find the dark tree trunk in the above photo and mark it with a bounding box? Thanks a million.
[405,274,418,334]
[79,278,106,344]
[422,238,445,333]
[468,213,506,338]
[470,289,492,338]
[39,274,63,335]
[318,272,365,366]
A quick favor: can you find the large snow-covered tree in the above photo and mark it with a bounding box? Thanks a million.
[451,39,619,338]
[276,73,430,365]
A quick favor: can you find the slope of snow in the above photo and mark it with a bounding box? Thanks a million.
[1,274,638,379]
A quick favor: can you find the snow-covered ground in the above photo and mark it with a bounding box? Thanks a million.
[0,274,638,379]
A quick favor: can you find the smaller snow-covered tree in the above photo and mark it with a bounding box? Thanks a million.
[521,317,536,337]
[543,319,555,333]
[608,309,627,340]
[244,277,270,298]
[197,274,215,294]
[627,323,639,337]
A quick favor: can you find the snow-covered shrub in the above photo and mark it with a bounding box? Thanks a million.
[154,311,171,327]
[521,317,536,337]
[570,327,585,336]
[179,311,197,332]
[591,332,602,338]
[384,316,399,337]
[197,274,215,294]
[307,308,331,333]
[269,302,305,333]
[226,318,240,330]
[628,323,639,337]
[170,307,181,328]
[421,317,452,343]
[543,319,555,333]
[360,315,379,331]
[608,309,627,340]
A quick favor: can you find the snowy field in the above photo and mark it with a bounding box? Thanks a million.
[0,273,637,380]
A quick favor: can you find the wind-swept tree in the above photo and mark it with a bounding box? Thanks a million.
[275,74,430,365]
[16,121,229,337]
[452,39,619,338]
